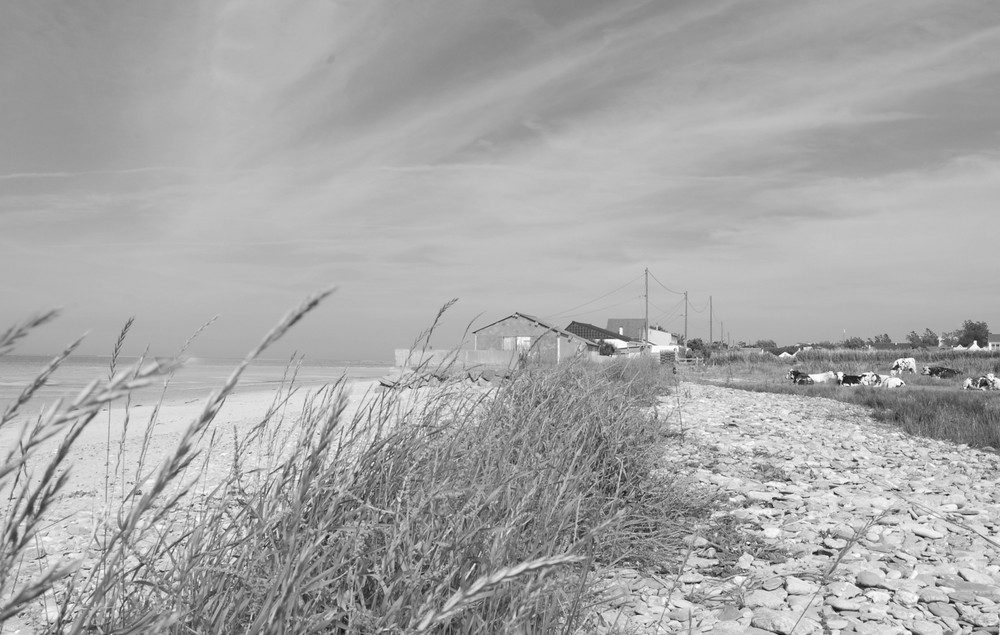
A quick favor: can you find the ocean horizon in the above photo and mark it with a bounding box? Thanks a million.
[0,354,396,405]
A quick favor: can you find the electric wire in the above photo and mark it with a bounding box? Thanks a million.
[648,270,685,295]
[648,298,684,324]
[542,273,644,321]
[559,296,644,319]
[688,298,709,313]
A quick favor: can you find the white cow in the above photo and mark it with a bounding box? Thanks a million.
[880,377,906,388]
[890,358,917,376]
[787,369,837,384]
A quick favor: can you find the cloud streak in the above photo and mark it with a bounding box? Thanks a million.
[2,0,1000,355]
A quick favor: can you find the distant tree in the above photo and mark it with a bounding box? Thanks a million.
[907,328,939,347]
[922,328,940,347]
[840,336,866,349]
[753,339,777,349]
[941,330,961,347]
[867,333,892,345]
[812,340,836,349]
[958,320,990,347]
[736,340,748,349]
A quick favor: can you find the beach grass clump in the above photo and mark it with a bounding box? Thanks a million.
[1,298,705,634]
[83,360,694,633]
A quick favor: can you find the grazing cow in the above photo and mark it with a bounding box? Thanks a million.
[921,366,961,379]
[859,372,882,387]
[787,369,837,384]
[964,374,1000,390]
[836,372,863,386]
[794,375,815,385]
[880,377,906,388]
[890,357,917,376]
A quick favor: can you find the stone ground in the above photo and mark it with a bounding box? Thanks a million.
[590,381,1000,635]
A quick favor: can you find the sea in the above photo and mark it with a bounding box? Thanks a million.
[0,354,396,406]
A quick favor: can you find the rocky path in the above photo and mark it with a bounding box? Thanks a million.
[594,382,1000,635]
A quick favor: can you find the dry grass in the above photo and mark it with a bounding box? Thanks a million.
[0,294,711,634]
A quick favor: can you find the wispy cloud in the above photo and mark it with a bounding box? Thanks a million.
[3,0,1000,353]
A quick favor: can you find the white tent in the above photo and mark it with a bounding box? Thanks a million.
[968,340,982,351]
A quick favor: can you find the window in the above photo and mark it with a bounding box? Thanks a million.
[502,336,533,351]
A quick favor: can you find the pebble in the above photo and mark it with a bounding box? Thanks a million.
[584,382,1000,635]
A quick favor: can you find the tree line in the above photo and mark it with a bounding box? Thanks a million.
[740,319,990,352]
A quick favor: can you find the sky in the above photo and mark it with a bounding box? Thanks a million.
[2,0,999,361]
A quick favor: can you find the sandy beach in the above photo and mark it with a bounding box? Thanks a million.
[2,377,386,499]
[1,377,392,633]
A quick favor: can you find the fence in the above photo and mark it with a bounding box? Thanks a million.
[394,348,662,369]
[394,349,519,369]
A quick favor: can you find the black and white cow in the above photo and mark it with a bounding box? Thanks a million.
[836,372,862,386]
[890,357,917,376]
[859,372,882,387]
[921,366,960,379]
[963,374,1000,390]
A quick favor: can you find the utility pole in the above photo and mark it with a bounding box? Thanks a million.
[644,268,649,342]
[721,320,724,347]
[683,291,688,346]
[709,296,713,348]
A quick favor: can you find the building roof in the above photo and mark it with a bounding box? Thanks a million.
[473,312,597,345]
[989,334,1000,343]
[565,321,637,342]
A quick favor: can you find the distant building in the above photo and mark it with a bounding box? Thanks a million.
[604,318,679,355]
[565,321,634,349]
[990,334,1000,351]
[473,313,598,364]
[645,326,681,355]
[606,318,648,340]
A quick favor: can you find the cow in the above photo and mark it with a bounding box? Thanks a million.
[921,366,961,379]
[787,369,837,384]
[836,372,863,386]
[890,358,917,376]
[859,372,882,387]
[963,374,1000,390]
[880,377,906,389]
[793,375,815,385]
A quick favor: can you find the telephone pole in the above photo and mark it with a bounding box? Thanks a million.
[709,296,713,348]
[683,291,688,345]
[644,268,649,342]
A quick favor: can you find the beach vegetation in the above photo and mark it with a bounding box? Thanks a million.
[0,295,715,633]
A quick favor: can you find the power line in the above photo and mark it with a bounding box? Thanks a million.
[688,298,710,313]
[558,296,643,319]
[648,270,685,295]
[648,298,685,323]
[543,273,645,320]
